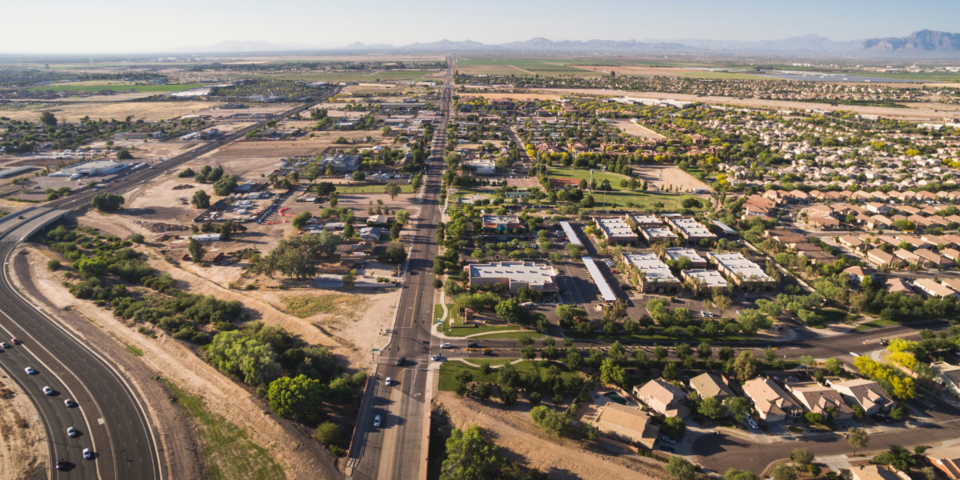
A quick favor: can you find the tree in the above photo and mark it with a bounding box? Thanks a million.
[258,232,343,279]
[476,382,491,401]
[189,238,205,263]
[500,386,518,407]
[213,174,239,196]
[529,406,571,437]
[192,190,211,209]
[733,351,758,382]
[770,462,797,480]
[385,183,401,200]
[292,211,313,230]
[40,111,57,127]
[724,469,760,480]
[313,421,340,446]
[665,456,697,480]
[116,149,133,160]
[566,347,583,370]
[608,341,626,364]
[600,359,625,386]
[352,171,365,181]
[520,346,536,360]
[495,299,524,324]
[268,374,324,422]
[789,448,814,469]
[203,331,279,386]
[395,210,410,225]
[91,192,125,212]
[874,445,915,472]
[662,416,686,439]
[824,357,844,375]
[851,405,865,420]
[848,427,869,456]
[653,345,668,361]
[699,396,725,421]
[724,396,752,423]
[440,424,505,480]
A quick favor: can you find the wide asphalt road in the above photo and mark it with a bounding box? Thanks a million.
[348,62,452,480]
[0,99,318,479]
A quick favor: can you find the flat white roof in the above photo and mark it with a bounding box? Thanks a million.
[582,257,618,302]
[669,217,717,239]
[468,261,558,288]
[641,227,678,240]
[560,221,582,246]
[664,248,706,264]
[682,269,728,288]
[481,214,520,224]
[595,217,638,239]
[629,214,660,225]
[706,252,775,283]
[621,253,680,284]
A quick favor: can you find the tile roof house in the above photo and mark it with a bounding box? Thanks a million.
[689,373,736,403]
[932,361,960,397]
[885,277,916,296]
[924,445,960,479]
[633,379,687,417]
[852,465,904,480]
[827,378,893,416]
[742,377,803,422]
[915,279,960,299]
[592,403,660,449]
[785,383,854,419]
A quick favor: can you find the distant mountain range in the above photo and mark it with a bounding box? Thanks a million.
[180,31,960,57]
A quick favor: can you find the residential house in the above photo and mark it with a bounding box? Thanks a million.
[689,373,736,403]
[932,361,960,397]
[885,277,916,296]
[843,266,876,285]
[915,279,960,299]
[633,379,687,417]
[827,378,893,416]
[851,465,904,480]
[786,383,854,419]
[742,377,803,422]
[924,445,960,480]
[592,403,660,449]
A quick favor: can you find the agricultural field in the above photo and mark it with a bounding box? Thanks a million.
[246,70,440,82]
[29,82,205,93]
[456,59,604,77]
[0,101,216,122]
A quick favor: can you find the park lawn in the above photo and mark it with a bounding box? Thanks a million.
[334,184,414,194]
[854,318,899,331]
[438,360,579,391]
[472,331,544,341]
[564,330,764,343]
[433,304,444,322]
[546,166,707,210]
[819,308,856,324]
[30,83,205,93]
[443,323,524,337]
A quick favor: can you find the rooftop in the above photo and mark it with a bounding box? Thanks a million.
[467,261,557,288]
[595,217,638,240]
[706,252,775,283]
[682,269,728,288]
[621,253,680,284]
[664,248,706,265]
[667,217,717,239]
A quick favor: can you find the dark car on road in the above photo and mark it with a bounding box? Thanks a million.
[395,357,406,366]
[466,341,478,348]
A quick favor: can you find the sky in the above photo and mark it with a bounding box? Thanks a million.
[2,0,959,54]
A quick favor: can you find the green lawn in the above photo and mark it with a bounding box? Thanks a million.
[546,166,708,210]
[30,83,205,93]
[163,380,286,480]
[819,308,856,324]
[334,184,414,194]
[472,331,544,340]
[854,318,899,331]
[434,304,445,322]
[438,360,579,391]
[564,330,764,343]
[443,323,523,337]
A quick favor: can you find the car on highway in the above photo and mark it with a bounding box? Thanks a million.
[385,377,392,386]
[0,342,9,348]
[850,352,862,357]
[374,415,382,427]
[42,386,53,395]
[432,354,442,361]
[441,343,452,349]
[24,367,35,375]
[83,448,92,460]
[395,356,406,366]
[64,399,75,407]
[466,341,478,348]
[67,427,77,437]
[10,338,19,345]
[55,458,66,470]
[17,215,24,220]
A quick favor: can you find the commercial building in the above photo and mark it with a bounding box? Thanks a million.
[50,160,129,177]
[620,253,680,293]
[465,261,558,294]
[665,217,717,243]
[640,227,678,243]
[742,377,802,422]
[663,248,707,267]
[592,403,660,449]
[463,159,496,175]
[633,379,687,417]
[681,269,728,291]
[481,215,525,232]
[706,252,777,290]
[594,217,638,244]
[826,378,892,416]
[627,214,661,227]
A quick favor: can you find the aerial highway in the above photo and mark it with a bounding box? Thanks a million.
[348,60,453,480]
[0,99,319,479]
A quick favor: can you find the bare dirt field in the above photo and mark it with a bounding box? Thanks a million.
[465,92,564,101]
[633,166,713,194]
[0,374,46,480]
[437,392,670,480]
[0,101,216,123]
[535,88,960,121]
[608,119,667,141]
[191,105,290,120]
[211,130,383,159]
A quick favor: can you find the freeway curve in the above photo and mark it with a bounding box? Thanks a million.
[348,60,453,480]
[0,99,318,479]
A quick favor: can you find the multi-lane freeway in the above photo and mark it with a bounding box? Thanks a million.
[0,99,318,479]
[348,60,453,480]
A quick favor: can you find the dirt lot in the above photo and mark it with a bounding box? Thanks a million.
[0,375,46,480]
[0,101,216,123]
[536,87,960,121]
[437,392,672,480]
[633,166,713,194]
[210,130,383,159]
[608,119,667,141]
[465,92,564,101]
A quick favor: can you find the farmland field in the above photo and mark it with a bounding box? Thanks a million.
[29,83,205,93]
[457,59,603,77]
[247,71,440,82]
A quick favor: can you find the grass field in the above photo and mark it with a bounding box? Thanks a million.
[472,331,544,340]
[334,184,414,194]
[563,330,763,343]
[280,293,363,318]
[440,305,527,337]
[164,380,286,480]
[248,71,438,82]
[438,360,578,391]
[29,83,205,93]
[854,318,898,331]
[547,166,708,210]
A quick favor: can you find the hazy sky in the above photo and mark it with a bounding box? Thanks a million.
[3,0,958,53]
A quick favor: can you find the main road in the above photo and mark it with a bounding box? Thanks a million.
[348,60,453,480]
[0,97,322,479]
